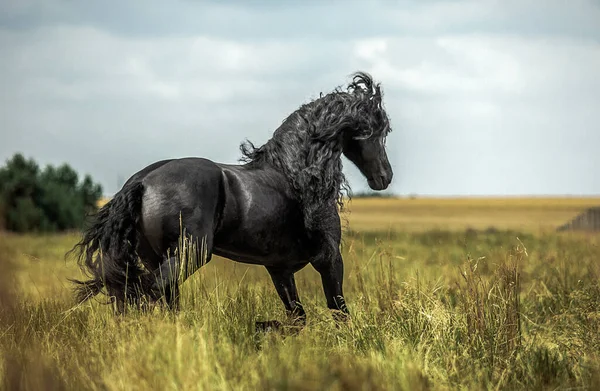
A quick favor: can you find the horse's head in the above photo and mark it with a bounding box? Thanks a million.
[343,132,392,191]
[240,71,394,215]
[341,72,393,191]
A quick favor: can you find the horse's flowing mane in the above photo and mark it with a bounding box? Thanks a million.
[240,72,391,231]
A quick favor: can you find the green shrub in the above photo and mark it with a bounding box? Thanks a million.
[0,153,103,233]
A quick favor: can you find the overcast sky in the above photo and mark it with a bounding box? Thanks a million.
[1,0,599,196]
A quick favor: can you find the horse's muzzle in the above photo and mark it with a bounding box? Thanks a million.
[368,174,391,191]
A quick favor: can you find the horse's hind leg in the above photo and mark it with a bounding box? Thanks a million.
[152,232,214,310]
[135,232,165,310]
[148,256,179,309]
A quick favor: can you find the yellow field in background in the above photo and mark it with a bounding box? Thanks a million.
[100,196,600,232]
[345,196,600,232]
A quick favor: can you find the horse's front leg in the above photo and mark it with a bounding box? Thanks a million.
[311,248,350,322]
[266,265,307,326]
[256,265,307,333]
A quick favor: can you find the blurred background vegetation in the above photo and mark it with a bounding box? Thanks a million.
[0,153,103,233]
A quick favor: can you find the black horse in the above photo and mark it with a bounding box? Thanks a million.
[70,72,393,326]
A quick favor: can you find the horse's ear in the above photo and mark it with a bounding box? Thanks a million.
[372,84,383,105]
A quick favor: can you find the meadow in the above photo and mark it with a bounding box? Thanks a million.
[1,197,600,390]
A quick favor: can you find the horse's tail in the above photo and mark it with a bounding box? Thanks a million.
[68,181,148,305]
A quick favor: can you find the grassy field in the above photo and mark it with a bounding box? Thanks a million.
[1,197,600,390]
[345,196,600,232]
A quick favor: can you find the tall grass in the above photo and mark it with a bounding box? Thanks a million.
[1,225,599,390]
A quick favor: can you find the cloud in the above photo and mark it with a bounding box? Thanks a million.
[353,32,600,194]
[0,24,363,193]
[3,0,600,40]
[0,0,599,195]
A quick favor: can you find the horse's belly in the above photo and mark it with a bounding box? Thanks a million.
[212,248,306,266]
[213,223,311,266]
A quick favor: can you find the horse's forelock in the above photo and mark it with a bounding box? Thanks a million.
[348,72,381,99]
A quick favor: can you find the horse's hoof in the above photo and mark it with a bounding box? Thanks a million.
[255,320,305,336]
[332,310,350,325]
[255,320,283,333]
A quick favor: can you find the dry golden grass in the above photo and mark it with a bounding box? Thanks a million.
[12,196,593,390]
[345,196,600,232]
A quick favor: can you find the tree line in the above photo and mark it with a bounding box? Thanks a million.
[0,153,103,233]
